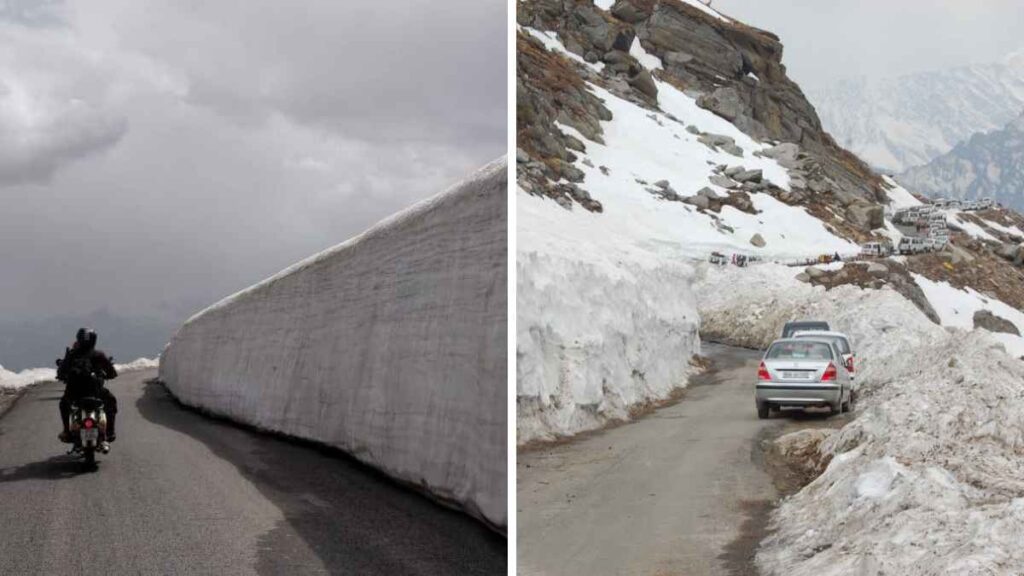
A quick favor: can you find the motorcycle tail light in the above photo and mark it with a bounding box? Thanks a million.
[83,419,95,429]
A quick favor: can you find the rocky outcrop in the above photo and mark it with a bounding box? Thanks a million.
[973,309,1021,336]
[516,0,885,230]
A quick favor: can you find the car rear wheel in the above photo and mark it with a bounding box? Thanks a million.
[757,403,770,420]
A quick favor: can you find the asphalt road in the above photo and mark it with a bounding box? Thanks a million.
[518,344,788,576]
[0,369,505,575]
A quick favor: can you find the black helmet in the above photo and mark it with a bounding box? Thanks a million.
[75,328,97,350]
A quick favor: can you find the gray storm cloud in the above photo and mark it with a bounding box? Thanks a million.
[0,0,506,369]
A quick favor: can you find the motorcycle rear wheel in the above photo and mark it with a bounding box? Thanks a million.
[83,447,96,468]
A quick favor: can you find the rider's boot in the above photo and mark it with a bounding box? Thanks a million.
[106,413,116,442]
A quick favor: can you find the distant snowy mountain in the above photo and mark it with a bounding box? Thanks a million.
[898,112,1024,210]
[810,50,1024,173]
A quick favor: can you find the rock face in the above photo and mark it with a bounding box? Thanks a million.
[160,159,509,530]
[516,0,885,218]
[973,309,1021,336]
[898,112,1024,212]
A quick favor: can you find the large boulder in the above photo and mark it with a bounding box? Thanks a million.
[629,68,659,100]
[710,174,738,189]
[846,202,885,231]
[866,262,889,278]
[697,86,743,122]
[973,310,1020,336]
[610,0,650,23]
[733,169,763,183]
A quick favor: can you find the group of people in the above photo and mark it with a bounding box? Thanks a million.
[56,328,119,448]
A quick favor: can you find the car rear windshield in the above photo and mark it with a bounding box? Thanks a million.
[783,322,829,337]
[796,334,850,354]
[767,341,834,361]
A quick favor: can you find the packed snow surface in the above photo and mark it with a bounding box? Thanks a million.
[980,218,1024,239]
[949,212,999,242]
[629,37,662,71]
[882,176,922,210]
[160,158,507,529]
[697,264,1024,575]
[913,273,1024,357]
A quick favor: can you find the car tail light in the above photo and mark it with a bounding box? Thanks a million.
[822,363,837,382]
[758,361,771,381]
[83,419,95,430]
[847,357,855,373]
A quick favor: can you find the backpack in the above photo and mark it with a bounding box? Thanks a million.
[65,352,100,395]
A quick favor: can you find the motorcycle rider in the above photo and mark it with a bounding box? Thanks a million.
[57,328,119,445]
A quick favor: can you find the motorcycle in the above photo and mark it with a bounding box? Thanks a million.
[56,356,111,468]
[67,396,109,467]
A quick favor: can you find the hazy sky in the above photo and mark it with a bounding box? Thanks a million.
[713,0,1024,89]
[0,0,506,329]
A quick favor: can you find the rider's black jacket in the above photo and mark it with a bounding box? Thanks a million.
[57,346,118,397]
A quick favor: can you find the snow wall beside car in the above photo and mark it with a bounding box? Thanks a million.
[159,157,507,530]
[516,251,702,446]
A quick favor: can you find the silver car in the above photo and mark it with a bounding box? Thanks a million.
[792,330,856,382]
[755,338,853,419]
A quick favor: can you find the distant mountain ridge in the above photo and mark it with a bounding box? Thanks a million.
[0,308,175,371]
[897,111,1024,211]
[810,50,1024,173]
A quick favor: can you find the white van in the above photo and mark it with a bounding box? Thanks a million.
[898,237,928,255]
[860,242,889,257]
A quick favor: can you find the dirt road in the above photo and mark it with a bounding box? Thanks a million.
[517,344,782,576]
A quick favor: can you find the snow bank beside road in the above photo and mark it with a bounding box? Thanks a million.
[159,158,507,529]
[696,264,1024,575]
[517,253,700,444]
[0,365,55,391]
[761,330,1024,576]
[0,357,157,392]
[115,358,159,372]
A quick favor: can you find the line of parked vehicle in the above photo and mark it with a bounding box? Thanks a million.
[755,320,857,420]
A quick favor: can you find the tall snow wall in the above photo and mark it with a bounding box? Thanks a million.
[159,157,507,530]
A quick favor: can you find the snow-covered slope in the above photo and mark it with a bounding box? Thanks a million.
[160,158,507,529]
[913,274,1024,357]
[811,50,1024,173]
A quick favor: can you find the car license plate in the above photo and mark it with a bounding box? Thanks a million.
[81,429,99,443]
[782,371,810,379]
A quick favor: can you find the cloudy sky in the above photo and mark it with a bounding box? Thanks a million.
[713,0,1024,89]
[0,0,505,366]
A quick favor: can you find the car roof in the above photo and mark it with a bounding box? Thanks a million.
[770,337,838,348]
[792,330,850,340]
